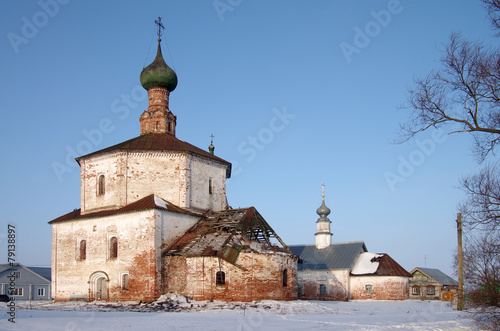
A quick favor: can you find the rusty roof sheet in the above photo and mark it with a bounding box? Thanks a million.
[48,194,197,224]
[75,133,231,178]
[166,207,291,265]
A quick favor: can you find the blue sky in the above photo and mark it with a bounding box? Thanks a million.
[0,0,494,278]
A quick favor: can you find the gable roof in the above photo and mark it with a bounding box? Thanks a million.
[166,207,291,266]
[288,241,367,270]
[411,267,458,286]
[0,263,51,282]
[75,133,231,178]
[49,194,198,224]
[351,253,411,277]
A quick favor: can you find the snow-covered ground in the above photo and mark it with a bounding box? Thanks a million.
[0,297,476,331]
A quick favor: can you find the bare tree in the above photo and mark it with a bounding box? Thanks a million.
[459,163,500,235]
[399,33,500,161]
[483,0,500,33]
[462,232,500,329]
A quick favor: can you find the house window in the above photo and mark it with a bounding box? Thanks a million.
[209,178,213,195]
[365,284,372,294]
[10,288,23,296]
[319,284,326,295]
[427,286,435,295]
[13,272,20,279]
[98,175,105,196]
[216,271,225,285]
[79,239,86,260]
[282,269,288,287]
[37,288,45,296]
[412,286,420,295]
[109,237,118,259]
[298,284,302,296]
[122,274,129,291]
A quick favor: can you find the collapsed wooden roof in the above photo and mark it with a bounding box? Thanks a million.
[165,207,292,267]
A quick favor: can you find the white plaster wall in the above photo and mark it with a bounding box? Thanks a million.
[298,269,349,300]
[80,151,228,214]
[51,210,157,301]
[188,155,227,211]
[157,209,201,249]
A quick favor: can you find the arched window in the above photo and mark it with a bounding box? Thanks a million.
[98,175,105,196]
[216,271,225,285]
[79,240,86,260]
[122,274,129,290]
[109,237,118,259]
[282,269,288,287]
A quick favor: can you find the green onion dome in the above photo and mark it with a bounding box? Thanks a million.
[140,42,178,91]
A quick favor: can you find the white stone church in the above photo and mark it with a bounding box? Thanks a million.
[49,28,297,302]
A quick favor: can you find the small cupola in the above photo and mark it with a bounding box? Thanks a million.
[315,183,333,249]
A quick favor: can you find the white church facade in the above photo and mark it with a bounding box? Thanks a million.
[49,24,297,302]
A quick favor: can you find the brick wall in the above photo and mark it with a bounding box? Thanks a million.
[350,275,409,300]
[166,253,298,302]
[297,269,350,301]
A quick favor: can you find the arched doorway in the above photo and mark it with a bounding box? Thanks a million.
[89,271,109,301]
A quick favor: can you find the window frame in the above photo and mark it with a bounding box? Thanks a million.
[319,284,326,295]
[79,239,87,261]
[37,288,45,296]
[412,286,420,295]
[282,269,288,287]
[216,271,226,286]
[365,284,373,294]
[427,286,435,295]
[97,174,105,196]
[109,236,118,259]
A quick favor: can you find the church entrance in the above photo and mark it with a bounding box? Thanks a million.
[89,271,109,301]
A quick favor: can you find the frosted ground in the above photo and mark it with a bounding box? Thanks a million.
[0,295,476,330]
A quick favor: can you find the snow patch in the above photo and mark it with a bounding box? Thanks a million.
[154,195,170,209]
[351,252,384,275]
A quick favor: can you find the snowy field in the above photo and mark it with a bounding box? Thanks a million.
[0,297,476,331]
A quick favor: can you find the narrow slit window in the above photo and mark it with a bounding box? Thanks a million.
[209,178,213,195]
[79,239,86,260]
[319,284,326,295]
[109,237,118,259]
[122,274,129,290]
[216,271,225,285]
[282,269,288,287]
[98,175,105,196]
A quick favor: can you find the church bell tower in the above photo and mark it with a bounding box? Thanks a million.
[315,183,333,249]
[139,17,178,136]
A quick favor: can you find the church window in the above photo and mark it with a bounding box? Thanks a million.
[412,286,420,295]
[122,274,129,290]
[365,284,372,294]
[209,178,213,195]
[427,286,435,295]
[155,121,159,130]
[109,237,118,259]
[319,284,326,295]
[298,284,302,296]
[79,240,86,260]
[216,271,225,285]
[97,175,105,196]
[282,269,288,287]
